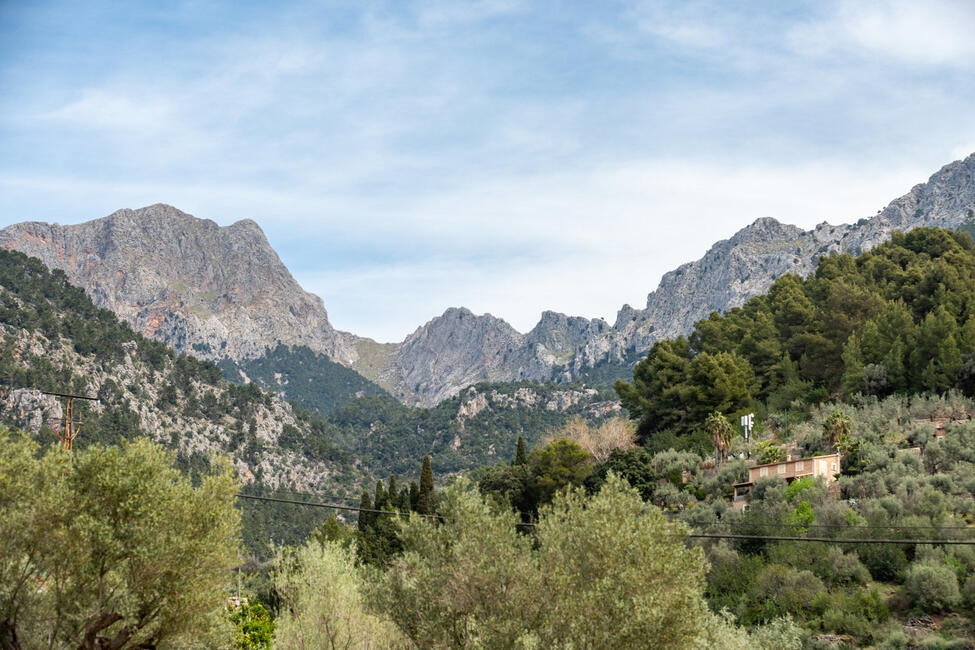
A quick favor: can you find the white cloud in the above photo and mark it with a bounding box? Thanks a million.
[42,90,175,131]
[789,0,975,66]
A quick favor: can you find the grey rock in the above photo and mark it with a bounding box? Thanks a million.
[612,152,975,351]
[0,203,360,364]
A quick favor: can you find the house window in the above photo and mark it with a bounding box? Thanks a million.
[831,462,837,471]
[795,461,804,471]
[760,467,768,477]
[777,464,786,473]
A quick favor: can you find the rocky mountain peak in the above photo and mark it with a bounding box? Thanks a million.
[0,204,357,364]
[730,217,806,245]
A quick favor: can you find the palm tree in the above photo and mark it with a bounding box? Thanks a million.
[823,410,852,450]
[705,411,733,464]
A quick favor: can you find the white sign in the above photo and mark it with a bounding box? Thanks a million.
[740,413,754,441]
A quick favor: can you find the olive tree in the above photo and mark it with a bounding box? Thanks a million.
[0,427,241,649]
[374,474,794,648]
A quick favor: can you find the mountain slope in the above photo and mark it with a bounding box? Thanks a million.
[0,248,613,485]
[0,248,356,493]
[220,343,390,414]
[386,153,975,403]
[3,154,973,406]
[0,203,360,364]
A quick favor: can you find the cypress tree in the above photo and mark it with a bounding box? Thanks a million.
[374,480,388,511]
[418,455,436,515]
[357,491,373,529]
[409,481,420,512]
[399,487,411,514]
[513,436,527,466]
[388,475,398,503]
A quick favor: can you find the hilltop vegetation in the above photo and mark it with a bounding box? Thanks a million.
[617,227,975,450]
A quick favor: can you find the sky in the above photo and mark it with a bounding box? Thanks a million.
[1,1,974,343]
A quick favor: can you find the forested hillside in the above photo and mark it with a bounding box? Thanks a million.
[584,227,975,645]
[219,343,389,414]
[0,250,615,555]
[616,227,975,449]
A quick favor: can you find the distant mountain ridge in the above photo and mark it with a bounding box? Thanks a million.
[2,153,974,406]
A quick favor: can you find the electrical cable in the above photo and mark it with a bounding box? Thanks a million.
[235,494,975,542]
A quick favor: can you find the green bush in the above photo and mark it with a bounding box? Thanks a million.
[746,564,826,623]
[905,561,962,613]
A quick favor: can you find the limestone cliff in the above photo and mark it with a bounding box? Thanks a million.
[0,204,360,364]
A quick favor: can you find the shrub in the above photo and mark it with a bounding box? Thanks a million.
[747,565,826,623]
[905,561,961,613]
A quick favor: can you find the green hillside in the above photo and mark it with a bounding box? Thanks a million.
[219,343,389,414]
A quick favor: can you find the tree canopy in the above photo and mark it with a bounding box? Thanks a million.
[616,228,975,443]
[0,427,241,649]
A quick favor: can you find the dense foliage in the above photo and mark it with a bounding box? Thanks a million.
[603,228,975,645]
[617,228,975,445]
[220,343,389,415]
[273,477,803,649]
[324,381,611,478]
[0,427,241,648]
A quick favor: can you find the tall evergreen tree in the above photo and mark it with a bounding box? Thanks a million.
[388,475,398,504]
[358,491,374,529]
[374,480,388,511]
[418,455,436,515]
[514,436,527,466]
[409,481,420,512]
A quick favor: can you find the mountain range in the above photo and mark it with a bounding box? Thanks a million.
[2,153,974,406]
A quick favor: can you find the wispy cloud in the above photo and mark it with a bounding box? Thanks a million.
[789,0,975,67]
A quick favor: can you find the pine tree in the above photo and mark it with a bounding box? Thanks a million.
[513,436,527,466]
[841,333,865,397]
[418,455,436,515]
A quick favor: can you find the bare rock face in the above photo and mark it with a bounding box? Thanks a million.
[0,204,359,364]
[609,152,975,354]
[387,307,612,405]
[391,308,527,405]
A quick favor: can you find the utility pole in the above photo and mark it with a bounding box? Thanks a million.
[41,390,98,451]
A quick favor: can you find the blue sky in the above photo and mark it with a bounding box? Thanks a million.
[2,1,974,342]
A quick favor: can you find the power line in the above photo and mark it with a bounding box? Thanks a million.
[684,532,975,545]
[695,521,975,533]
[235,494,975,542]
[235,494,441,520]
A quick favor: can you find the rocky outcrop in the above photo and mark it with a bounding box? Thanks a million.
[0,203,360,364]
[0,323,342,493]
[388,307,611,405]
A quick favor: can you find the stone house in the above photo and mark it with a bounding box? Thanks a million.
[732,452,841,507]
